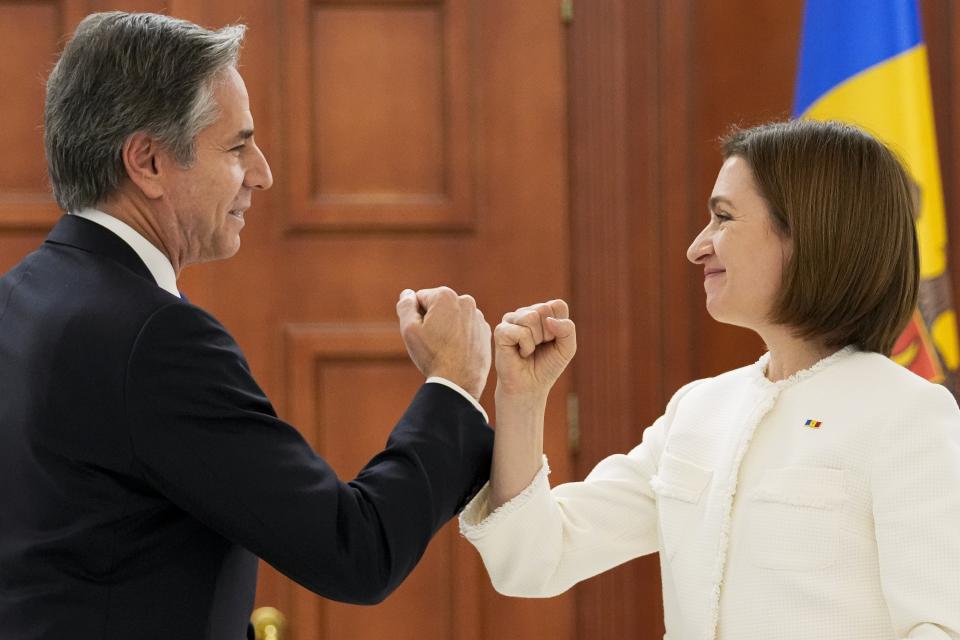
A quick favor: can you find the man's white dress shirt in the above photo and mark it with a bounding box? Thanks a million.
[72,208,179,297]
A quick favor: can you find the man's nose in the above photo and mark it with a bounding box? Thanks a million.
[247,145,273,191]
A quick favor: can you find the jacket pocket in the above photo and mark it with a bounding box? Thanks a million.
[745,466,844,571]
[651,452,713,561]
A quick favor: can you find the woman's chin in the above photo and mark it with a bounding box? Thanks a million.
[704,301,747,328]
[704,297,724,321]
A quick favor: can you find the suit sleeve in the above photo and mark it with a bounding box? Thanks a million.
[872,383,960,639]
[123,303,493,604]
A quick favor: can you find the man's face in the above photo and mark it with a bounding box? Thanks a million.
[162,67,272,267]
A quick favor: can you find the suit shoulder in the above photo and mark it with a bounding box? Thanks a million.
[128,300,250,384]
[135,301,239,351]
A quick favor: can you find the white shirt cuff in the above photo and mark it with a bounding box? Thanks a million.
[425,376,488,422]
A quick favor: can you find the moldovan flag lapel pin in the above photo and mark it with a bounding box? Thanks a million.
[804,419,823,429]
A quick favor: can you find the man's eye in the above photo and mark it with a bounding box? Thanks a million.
[229,145,245,153]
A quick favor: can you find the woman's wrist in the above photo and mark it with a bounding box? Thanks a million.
[494,386,549,412]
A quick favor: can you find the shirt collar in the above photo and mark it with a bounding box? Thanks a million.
[69,208,180,298]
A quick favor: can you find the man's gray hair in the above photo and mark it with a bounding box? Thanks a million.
[44,12,246,212]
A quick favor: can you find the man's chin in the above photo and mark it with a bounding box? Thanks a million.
[191,240,241,267]
[220,240,241,260]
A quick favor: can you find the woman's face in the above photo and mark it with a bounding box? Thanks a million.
[687,156,791,331]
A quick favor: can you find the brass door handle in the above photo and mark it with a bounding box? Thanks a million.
[251,606,286,640]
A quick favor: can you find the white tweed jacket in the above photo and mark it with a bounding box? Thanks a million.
[460,348,960,639]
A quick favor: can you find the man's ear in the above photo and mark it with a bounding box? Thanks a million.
[122,132,168,200]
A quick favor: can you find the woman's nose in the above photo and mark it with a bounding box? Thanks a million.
[687,226,713,264]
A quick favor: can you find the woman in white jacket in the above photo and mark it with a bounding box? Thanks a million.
[460,120,960,639]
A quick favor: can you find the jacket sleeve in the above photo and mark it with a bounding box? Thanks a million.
[872,382,960,639]
[123,303,493,604]
[458,380,701,597]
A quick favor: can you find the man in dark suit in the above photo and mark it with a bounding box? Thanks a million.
[0,12,494,639]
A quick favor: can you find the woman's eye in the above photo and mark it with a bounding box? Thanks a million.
[713,211,732,222]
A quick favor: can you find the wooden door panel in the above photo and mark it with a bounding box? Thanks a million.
[283,324,458,639]
[0,3,55,193]
[0,1,571,639]
[310,7,445,196]
[0,0,88,228]
[283,0,474,230]
[266,0,573,637]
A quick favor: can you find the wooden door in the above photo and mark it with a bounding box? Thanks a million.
[0,1,574,639]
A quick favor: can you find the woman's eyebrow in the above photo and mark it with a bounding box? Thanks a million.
[709,196,736,211]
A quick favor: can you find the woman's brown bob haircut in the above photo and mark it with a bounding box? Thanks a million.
[722,119,918,355]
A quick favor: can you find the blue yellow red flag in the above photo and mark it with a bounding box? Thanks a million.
[795,0,959,391]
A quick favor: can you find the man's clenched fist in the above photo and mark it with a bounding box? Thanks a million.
[396,286,492,400]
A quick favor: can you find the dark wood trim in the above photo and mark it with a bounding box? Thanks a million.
[924,0,960,396]
[567,1,674,637]
[566,2,639,636]
[0,201,61,231]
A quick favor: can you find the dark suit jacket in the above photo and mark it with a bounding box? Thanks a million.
[0,215,493,639]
